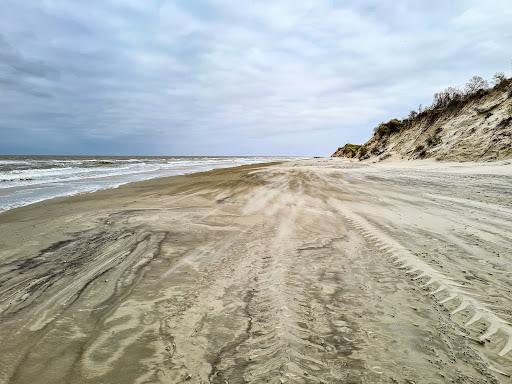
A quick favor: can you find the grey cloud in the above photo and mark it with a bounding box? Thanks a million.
[0,35,60,100]
[0,38,54,79]
[0,0,511,156]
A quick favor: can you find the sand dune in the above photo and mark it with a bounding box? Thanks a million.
[0,159,511,383]
[332,78,512,162]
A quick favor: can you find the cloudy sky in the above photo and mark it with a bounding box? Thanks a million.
[0,1,510,156]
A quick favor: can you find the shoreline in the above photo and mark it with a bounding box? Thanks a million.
[0,158,511,383]
[0,162,279,266]
[0,161,283,215]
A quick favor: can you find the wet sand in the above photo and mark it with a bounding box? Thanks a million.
[0,158,511,383]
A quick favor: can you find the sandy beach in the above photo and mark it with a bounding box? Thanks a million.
[1,158,511,384]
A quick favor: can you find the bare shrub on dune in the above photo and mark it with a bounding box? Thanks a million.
[464,75,489,96]
[432,87,463,109]
[492,72,507,86]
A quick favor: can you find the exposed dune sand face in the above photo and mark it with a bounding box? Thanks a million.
[333,79,512,162]
[0,159,511,383]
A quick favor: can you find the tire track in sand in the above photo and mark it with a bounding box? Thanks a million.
[333,203,512,376]
[210,174,365,383]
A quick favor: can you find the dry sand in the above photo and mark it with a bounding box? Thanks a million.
[0,158,511,383]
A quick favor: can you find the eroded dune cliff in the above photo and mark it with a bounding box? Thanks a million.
[333,78,512,161]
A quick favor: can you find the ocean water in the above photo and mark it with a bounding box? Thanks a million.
[0,156,286,212]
